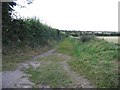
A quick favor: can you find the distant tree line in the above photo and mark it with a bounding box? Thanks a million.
[60,30,120,37]
[95,33,120,36]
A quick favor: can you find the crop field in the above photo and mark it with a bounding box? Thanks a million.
[97,36,119,44]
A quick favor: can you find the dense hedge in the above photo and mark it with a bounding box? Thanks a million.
[2,18,61,48]
[2,2,66,54]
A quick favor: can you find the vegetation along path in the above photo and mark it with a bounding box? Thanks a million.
[2,49,95,88]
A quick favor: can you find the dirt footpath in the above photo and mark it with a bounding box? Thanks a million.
[2,49,95,88]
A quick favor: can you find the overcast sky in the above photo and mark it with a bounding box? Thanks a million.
[14,0,119,32]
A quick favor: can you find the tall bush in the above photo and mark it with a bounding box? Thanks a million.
[79,34,95,42]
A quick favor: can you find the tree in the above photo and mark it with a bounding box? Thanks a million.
[2,0,34,45]
[2,2,17,45]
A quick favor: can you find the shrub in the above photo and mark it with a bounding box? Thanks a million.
[79,34,95,42]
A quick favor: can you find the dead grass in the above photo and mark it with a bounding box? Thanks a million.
[2,46,52,71]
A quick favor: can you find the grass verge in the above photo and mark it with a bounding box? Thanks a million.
[56,37,118,88]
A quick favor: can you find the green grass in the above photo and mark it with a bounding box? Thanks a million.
[56,38,74,56]
[24,54,73,88]
[56,37,118,88]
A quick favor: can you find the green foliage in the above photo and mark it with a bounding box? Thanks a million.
[2,2,16,22]
[2,2,64,72]
[56,38,74,56]
[2,2,62,54]
[2,17,61,54]
[56,38,118,88]
[69,38,118,88]
[2,2,16,45]
[79,34,95,42]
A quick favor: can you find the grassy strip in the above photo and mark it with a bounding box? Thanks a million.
[24,54,73,88]
[56,38,118,88]
[56,38,74,56]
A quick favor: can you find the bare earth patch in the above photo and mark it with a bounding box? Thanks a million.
[2,69,34,88]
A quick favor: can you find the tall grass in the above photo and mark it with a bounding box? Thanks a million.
[56,37,118,88]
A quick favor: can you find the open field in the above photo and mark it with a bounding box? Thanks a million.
[97,36,119,44]
[70,36,119,44]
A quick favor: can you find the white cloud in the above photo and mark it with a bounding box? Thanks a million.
[14,0,119,31]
